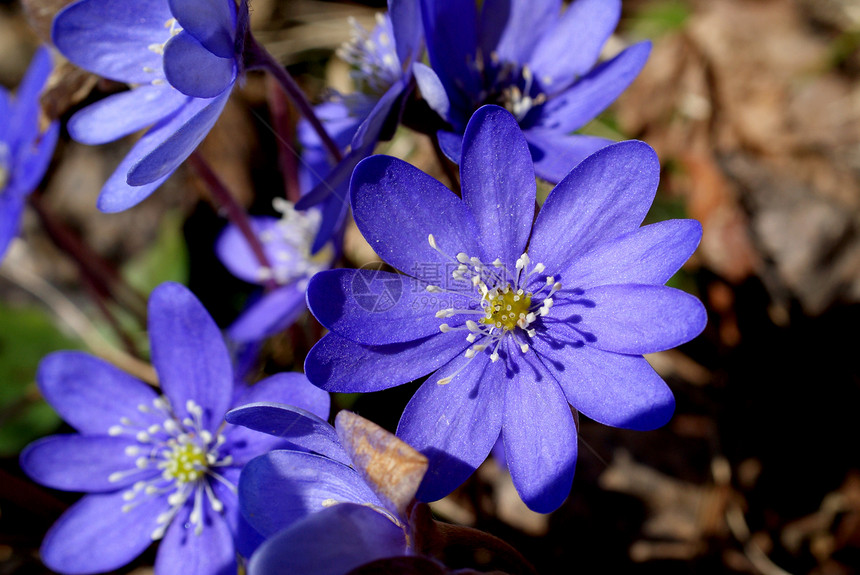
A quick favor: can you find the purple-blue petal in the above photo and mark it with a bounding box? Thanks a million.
[502,350,576,513]
[147,282,233,431]
[563,219,703,289]
[461,106,535,270]
[480,0,561,64]
[36,351,160,435]
[7,47,53,149]
[52,0,173,84]
[227,285,307,343]
[40,490,166,574]
[8,121,59,197]
[248,503,407,575]
[390,0,423,68]
[0,194,24,262]
[528,0,621,91]
[96,96,219,212]
[68,85,188,145]
[304,332,469,393]
[168,0,237,59]
[20,434,152,492]
[226,403,350,465]
[127,88,231,186]
[307,269,454,345]
[420,0,480,123]
[559,284,707,355]
[350,155,483,274]
[525,130,613,184]
[413,63,449,120]
[155,500,237,575]
[532,337,674,430]
[239,451,383,537]
[437,130,463,164]
[398,352,505,503]
[534,41,651,133]
[163,31,236,99]
[528,140,660,273]
[235,372,330,421]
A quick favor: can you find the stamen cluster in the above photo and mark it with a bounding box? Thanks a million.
[255,199,326,286]
[427,234,562,371]
[108,397,232,539]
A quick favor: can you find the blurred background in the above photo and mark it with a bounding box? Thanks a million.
[1,0,859,573]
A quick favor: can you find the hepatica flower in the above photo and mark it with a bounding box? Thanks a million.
[20,282,330,575]
[52,0,244,212]
[304,106,706,513]
[226,407,429,574]
[416,0,650,182]
[295,0,422,252]
[0,47,59,260]
[216,199,332,342]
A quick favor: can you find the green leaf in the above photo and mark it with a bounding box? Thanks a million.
[122,210,189,295]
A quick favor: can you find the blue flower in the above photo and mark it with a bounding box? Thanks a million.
[0,47,58,260]
[226,407,429,574]
[416,0,651,182]
[52,0,242,212]
[303,106,707,513]
[216,200,333,342]
[20,282,330,575]
[295,0,423,252]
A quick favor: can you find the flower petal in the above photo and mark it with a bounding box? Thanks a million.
[528,140,660,272]
[0,195,24,262]
[461,106,535,269]
[7,46,53,149]
[40,490,165,574]
[155,500,237,575]
[168,0,237,59]
[304,332,468,393]
[420,0,480,127]
[20,434,152,492]
[413,63,450,120]
[307,269,459,345]
[96,95,222,212]
[390,0,423,68]
[528,0,621,91]
[37,351,160,435]
[525,130,613,184]
[247,503,406,575]
[226,403,350,465]
[163,31,236,98]
[480,0,561,64]
[9,121,59,197]
[127,88,231,186]
[437,130,463,164]
[532,337,674,430]
[534,41,651,134]
[564,219,703,289]
[148,282,232,431]
[239,451,383,537]
[52,0,173,84]
[557,284,707,355]
[236,372,330,421]
[68,85,188,145]
[397,352,504,502]
[227,285,307,343]
[502,350,576,513]
[350,155,483,274]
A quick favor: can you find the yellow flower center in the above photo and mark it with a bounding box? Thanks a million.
[162,441,207,484]
[481,287,532,332]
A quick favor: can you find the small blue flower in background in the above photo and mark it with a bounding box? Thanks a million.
[416,0,651,182]
[216,199,332,342]
[52,0,240,212]
[295,0,422,252]
[0,47,59,261]
[304,105,707,513]
[226,406,429,574]
[20,282,330,575]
